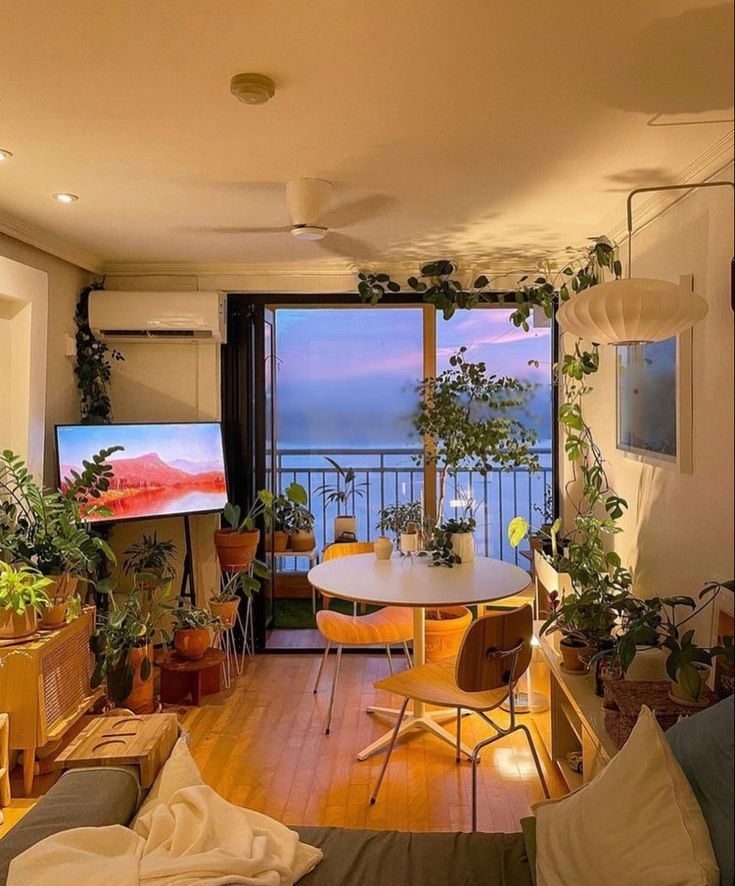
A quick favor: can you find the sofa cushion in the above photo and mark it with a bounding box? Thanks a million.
[295,826,532,886]
[666,695,735,886]
[0,768,140,886]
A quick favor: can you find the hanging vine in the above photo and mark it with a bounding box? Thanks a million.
[74,280,124,424]
[358,240,631,596]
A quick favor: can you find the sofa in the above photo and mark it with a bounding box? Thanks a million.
[0,767,536,886]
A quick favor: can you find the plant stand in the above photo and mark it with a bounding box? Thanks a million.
[157,648,226,706]
[213,569,255,689]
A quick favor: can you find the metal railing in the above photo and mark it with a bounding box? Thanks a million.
[275,447,552,567]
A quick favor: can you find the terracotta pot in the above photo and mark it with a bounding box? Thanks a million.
[210,599,239,629]
[175,628,211,660]
[39,601,69,629]
[266,530,289,553]
[450,532,474,562]
[373,536,394,560]
[425,606,472,662]
[559,638,592,673]
[214,528,260,571]
[0,607,38,641]
[290,530,316,552]
[119,643,155,714]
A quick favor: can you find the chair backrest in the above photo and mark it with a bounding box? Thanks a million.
[455,605,533,693]
[323,541,374,562]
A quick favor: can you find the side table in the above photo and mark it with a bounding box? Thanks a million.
[157,649,226,706]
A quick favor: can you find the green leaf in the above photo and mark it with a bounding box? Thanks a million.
[507,516,530,548]
[678,663,703,700]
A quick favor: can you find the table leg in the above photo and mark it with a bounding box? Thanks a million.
[22,746,35,796]
[359,606,474,761]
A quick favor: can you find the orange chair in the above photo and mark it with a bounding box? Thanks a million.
[314,542,413,734]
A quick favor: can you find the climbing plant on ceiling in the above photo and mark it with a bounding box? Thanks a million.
[74,280,124,424]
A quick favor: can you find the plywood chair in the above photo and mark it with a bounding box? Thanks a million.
[314,542,413,735]
[369,604,549,829]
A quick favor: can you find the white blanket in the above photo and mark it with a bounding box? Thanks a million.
[9,742,322,886]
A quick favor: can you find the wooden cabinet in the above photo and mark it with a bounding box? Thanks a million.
[0,608,101,794]
[532,624,618,791]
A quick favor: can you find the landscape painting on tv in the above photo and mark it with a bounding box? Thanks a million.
[57,422,227,522]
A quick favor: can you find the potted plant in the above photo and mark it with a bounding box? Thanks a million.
[664,629,725,707]
[425,606,473,662]
[208,571,246,628]
[90,574,174,713]
[171,607,222,661]
[376,501,422,558]
[0,448,118,628]
[445,515,476,563]
[315,458,367,542]
[0,560,52,640]
[541,586,617,673]
[122,532,177,587]
[287,505,317,552]
[412,348,539,530]
[214,490,275,571]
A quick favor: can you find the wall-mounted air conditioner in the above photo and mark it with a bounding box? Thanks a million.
[88,291,226,342]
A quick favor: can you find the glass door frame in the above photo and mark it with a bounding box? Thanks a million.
[222,292,559,651]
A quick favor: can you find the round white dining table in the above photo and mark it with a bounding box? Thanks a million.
[307,552,531,761]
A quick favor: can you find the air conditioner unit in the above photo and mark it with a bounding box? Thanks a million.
[88,291,226,342]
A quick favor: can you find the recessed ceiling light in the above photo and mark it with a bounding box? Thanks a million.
[0,149,13,161]
[52,192,79,204]
[230,73,276,105]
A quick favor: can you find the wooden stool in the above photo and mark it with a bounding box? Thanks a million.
[157,648,226,706]
[57,713,178,788]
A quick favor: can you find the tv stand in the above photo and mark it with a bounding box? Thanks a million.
[179,514,196,605]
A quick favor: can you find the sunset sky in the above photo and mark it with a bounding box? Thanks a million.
[276,308,552,450]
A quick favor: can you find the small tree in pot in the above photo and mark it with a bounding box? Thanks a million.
[412,347,539,528]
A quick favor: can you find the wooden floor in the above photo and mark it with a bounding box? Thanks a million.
[2,652,563,838]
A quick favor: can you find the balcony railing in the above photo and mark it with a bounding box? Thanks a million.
[275,447,552,567]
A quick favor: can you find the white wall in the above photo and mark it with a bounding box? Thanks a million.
[0,233,89,484]
[561,168,734,635]
[0,252,49,479]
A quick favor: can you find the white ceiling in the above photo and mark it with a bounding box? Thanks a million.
[0,0,732,271]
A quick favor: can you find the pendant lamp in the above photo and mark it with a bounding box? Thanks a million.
[556,180,734,345]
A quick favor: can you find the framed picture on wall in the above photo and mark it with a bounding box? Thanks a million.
[616,274,694,472]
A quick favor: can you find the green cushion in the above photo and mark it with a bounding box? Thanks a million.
[520,817,537,886]
[666,695,734,886]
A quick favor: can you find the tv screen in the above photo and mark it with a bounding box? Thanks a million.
[56,422,228,523]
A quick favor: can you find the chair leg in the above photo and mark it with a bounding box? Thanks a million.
[455,709,462,763]
[402,641,412,669]
[385,645,394,676]
[370,696,410,805]
[518,723,550,799]
[471,748,480,831]
[313,641,331,694]
[325,645,343,735]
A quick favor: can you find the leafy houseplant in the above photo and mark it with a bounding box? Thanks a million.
[541,587,618,673]
[74,281,124,425]
[90,575,174,712]
[214,490,275,571]
[287,504,317,552]
[413,347,540,531]
[171,607,222,661]
[122,533,177,580]
[316,458,368,541]
[377,501,423,545]
[0,448,119,627]
[267,482,308,552]
[208,570,251,628]
[664,629,728,707]
[0,560,52,640]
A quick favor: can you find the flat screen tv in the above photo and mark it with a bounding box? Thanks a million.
[56,422,228,523]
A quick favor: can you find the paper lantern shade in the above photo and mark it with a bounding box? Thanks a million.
[556,278,708,345]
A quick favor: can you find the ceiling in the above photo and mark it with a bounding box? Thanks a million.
[0,0,733,271]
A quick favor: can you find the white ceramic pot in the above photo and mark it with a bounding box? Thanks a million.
[626,646,669,682]
[450,532,474,562]
[334,515,357,542]
[373,536,394,560]
[399,532,419,554]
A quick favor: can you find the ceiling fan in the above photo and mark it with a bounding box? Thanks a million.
[185,178,389,259]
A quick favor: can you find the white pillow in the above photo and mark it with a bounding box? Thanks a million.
[533,706,719,886]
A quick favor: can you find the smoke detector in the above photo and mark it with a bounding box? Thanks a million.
[230,73,276,105]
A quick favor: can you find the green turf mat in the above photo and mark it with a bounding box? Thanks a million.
[274,597,380,629]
